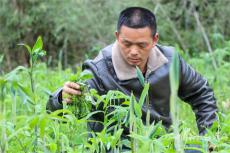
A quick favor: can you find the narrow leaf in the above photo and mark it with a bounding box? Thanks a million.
[32,36,43,53]
[139,83,150,107]
[170,52,180,91]
[18,43,32,54]
[136,66,145,86]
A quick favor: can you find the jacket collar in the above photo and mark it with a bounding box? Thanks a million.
[112,41,168,80]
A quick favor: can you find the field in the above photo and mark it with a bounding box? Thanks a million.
[0,37,230,153]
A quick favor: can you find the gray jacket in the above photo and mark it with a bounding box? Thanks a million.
[46,42,217,135]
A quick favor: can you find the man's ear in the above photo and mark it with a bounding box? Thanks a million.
[152,32,159,46]
[115,31,119,41]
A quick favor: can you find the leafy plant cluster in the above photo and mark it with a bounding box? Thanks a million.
[65,69,93,118]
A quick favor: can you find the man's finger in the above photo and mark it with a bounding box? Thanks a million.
[63,87,81,95]
[65,81,80,90]
[63,97,72,104]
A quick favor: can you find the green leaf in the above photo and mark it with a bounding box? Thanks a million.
[130,93,135,117]
[139,83,150,107]
[32,36,43,53]
[38,50,46,56]
[18,43,32,54]
[123,109,130,125]
[39,116,47,138]
[85,110,104,120]
[7,126,28,141]
[49,143,57,152]
[69,67,82,82]
[136,66,145,86]
[134,102,142,118]
[147,121,161,139]
[17,83,32,97]
[129,132,149,142]
[33,48,46,57]
[50,109,73,117]
[80,70,94,81]
[0,77,7,86]
[111,129,123,147]
[29,116,39,129]
[5,66,27,82]
[170,51,180,92]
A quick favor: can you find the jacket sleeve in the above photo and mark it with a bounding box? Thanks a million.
[46,62,106,132]
[178,56,218,135]
[46,88,63,113]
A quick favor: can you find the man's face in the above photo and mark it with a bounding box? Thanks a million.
[115,26,158,72]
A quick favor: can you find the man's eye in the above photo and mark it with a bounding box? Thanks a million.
[123,43,131,47]
[138,43,147,48]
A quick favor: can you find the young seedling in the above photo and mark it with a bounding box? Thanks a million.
[170,51,184,153]
[18,36,46,152]
[136,66,151,126]
[18,36,46,100]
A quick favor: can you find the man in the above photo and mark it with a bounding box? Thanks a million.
[47,6,217,139]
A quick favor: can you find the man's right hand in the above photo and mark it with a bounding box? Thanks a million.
[62,81,82,104]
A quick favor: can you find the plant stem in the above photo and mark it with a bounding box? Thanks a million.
[16,136,27,153]
[146,93,150,127]
[170,52,184,153]
[12,91,16,124]
[33,126,38,153]
[1,94,6,153]
[29,63,35,94]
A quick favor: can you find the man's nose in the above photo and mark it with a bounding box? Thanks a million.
[130,46,139,56]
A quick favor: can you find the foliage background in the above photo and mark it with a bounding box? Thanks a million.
[1,0,230,70]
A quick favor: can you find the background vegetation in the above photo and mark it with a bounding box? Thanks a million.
[0,0,230,152]
[1,0,230,69]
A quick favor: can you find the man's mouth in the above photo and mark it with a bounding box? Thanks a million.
[128,58,140,64]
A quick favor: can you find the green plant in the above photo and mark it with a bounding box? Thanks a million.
[18,36,46,152]
[19,36,46,94]
[170,51,184,152]
[64,68,94,118]
[0,36,229,152]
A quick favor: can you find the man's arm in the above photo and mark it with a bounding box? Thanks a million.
[46,64,105,113]
[178,56,218,135]
[46,64,106,132]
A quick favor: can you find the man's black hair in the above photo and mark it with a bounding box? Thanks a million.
[117,7,157,36]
